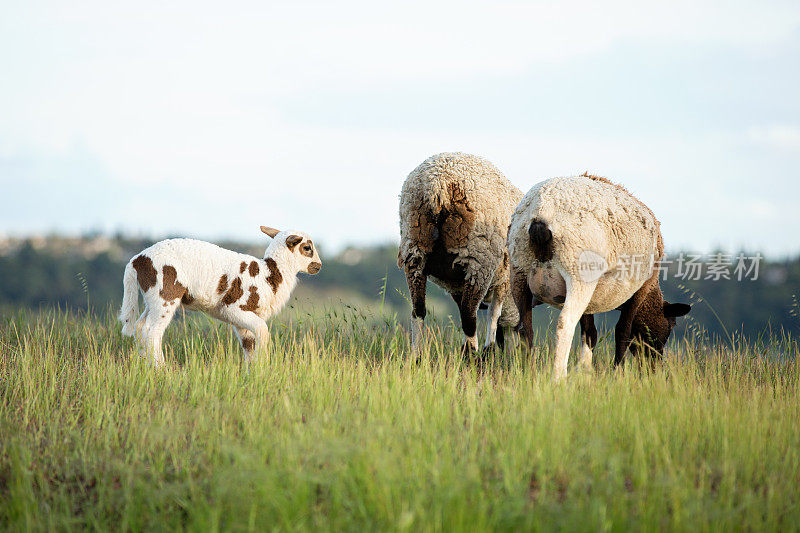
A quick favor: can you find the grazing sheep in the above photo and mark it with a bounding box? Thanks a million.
[118,226,322,366]
[398,152,523,354]
[508,174,690,379]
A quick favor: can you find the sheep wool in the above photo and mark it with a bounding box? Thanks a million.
[399,152,523,352]
[509,174,689,379]
[118,228,322,366]
[509,174,663,314]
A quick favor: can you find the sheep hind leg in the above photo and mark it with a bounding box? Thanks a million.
[482,293,503,352]
[234,327,257,363]
[404,260,428,354]
[578,314,598,371]
[223,310,270,362]
[143,299,179,367]
[511,267,537,351]
[495,323,505,351]
[553,279,597,380]
[133,307,149,355]
[459,280,489,358]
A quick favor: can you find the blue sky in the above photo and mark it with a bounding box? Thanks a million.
[1,1,799,255]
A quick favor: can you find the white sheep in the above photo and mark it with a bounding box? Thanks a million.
[398,152,523,354]
[118,226,322,366]
[508,174,691,379]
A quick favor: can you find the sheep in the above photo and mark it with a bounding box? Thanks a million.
[508,173,691,379]
[118,226,322,366]
[398,152,523,355]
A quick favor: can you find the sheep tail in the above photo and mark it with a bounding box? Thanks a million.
[119,261,139,336]
[528,218,554,263]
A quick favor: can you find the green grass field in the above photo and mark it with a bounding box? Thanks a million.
[1,306,799,531]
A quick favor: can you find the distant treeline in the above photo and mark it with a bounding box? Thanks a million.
[0,235,798,340]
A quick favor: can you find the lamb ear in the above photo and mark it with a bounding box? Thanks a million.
[664,302,691,318]
[260,226,280,238]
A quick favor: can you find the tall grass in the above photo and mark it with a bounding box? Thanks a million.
[1,306,799,531]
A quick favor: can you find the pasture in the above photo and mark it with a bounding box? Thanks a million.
[1,305,799,531]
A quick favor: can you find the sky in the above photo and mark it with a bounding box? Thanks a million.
[1,0,799,256]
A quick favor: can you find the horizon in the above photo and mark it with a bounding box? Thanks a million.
[0,229,796,262]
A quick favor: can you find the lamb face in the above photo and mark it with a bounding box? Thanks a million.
[286,232,322,275]
[261,226,322,275]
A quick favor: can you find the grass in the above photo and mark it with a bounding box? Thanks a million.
[1,305,799,531]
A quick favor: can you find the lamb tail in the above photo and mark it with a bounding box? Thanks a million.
[119,261,139,336]
[528,218,554,262]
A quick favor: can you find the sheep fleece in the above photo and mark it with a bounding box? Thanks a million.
[509,175,664,314]
[398,152,523,325]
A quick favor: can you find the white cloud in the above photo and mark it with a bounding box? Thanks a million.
[748,125,800,151]
[749,199,780,219]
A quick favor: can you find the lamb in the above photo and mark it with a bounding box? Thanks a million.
[118,226,322,366]
[398,152,523,355]
[508,173,691,379]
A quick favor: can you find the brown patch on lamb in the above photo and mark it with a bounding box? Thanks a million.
[286,235,303,251]
[440,182,476,249]
[241,337,255,351]
[181,292,195,305]
[239,261,247,274]
[222,277,244,305]
[266,258,283,293]
[240,286,259,312]
[300,241,314,258]
[217,274,229,294]
[159,265,187,301]
[248,261,260,276]
[132,255,157,292]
